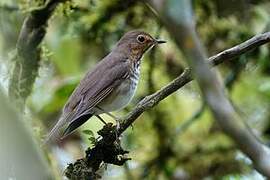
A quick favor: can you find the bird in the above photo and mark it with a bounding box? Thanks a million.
[45,30,166,143]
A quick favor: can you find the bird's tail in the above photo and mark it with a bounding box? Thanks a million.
[61,114,93,139]
[43,117,67,145]
[43,113,93,145]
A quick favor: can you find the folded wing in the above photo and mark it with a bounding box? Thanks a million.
[45,56,129,143]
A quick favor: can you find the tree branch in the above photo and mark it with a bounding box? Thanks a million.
[118,31,270,136]
[149,0,270,177]
[8,0,66,110]
[173,54,248,138]
[209,32,270,66]
[65,29,270,178]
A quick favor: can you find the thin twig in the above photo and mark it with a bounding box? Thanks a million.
[175,102,206,136]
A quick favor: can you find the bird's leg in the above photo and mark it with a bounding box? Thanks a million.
[105,112,121,130]
[95,115,107,125]
[96,106,121,130]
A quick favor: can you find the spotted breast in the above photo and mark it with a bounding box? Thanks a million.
[95,59,140,113]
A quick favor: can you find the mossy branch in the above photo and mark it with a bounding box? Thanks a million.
[8,0,66,110]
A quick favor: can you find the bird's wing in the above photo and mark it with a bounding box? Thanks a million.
[65,57,129,118]
[45,56,130,143]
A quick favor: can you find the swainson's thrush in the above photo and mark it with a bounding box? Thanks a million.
[46,30,165,143]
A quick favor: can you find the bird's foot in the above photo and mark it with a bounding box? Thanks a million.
[114,117,121,131]
[112,117,122,140]
[103,112,122,130]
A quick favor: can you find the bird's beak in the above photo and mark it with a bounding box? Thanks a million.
[155,39,166,44]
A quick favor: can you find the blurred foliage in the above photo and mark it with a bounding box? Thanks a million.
[1,0,270,179]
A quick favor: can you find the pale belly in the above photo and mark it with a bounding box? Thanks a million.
[95,78,138,114]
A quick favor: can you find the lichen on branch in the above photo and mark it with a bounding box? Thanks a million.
[8,0,67,110]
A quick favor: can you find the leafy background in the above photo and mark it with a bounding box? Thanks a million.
[1,0,270,179]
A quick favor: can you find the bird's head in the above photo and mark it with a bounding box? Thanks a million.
[115,30,166,60]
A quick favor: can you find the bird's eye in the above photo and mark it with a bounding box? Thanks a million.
[137,35,145,43]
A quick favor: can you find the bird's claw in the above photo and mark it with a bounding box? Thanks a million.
[114,117,121,130]
[113,117,122,140]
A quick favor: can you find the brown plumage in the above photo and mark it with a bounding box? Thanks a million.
[45,30,165,143]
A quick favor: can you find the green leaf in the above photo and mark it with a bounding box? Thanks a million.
[82,129,94,136]
[88,137,97,145]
